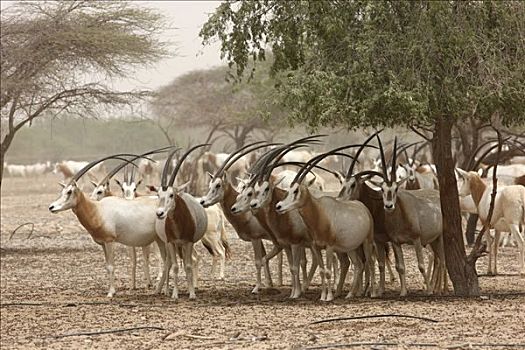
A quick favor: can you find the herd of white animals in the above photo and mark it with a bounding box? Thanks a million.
[31,132,525,300]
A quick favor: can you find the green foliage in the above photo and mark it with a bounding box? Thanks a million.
[150,58,287,145]
[201,1,525,129]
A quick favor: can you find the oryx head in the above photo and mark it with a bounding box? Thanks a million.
[49,181,81,213]
[376,136,408,211]
[50,154,137,212]
[199,141,276,208]
[157,144,207,219]
[337,130,382,200]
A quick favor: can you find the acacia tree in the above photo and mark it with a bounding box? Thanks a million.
[0,1,169,186]
[150,63,285,150]
[201,1,525,296]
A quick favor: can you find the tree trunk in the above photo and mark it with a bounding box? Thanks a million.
[0,132,15,189]
[432,117,480,296]
[465,214,479,246]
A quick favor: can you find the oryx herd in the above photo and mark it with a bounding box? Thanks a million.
[47,132,525,301]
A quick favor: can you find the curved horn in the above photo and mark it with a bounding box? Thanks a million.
[214,141,266,178]
[294,145,362,185]
[70,153,146,184]
[97,146,171,186]
[471,136,511,171]
[161,148,182,189]
[352,170,385,179]
[216,142,282,178]
[390,137,398,181]
[411,141,429,165]
[345,130,382,180]
[168,143,211,187]
[376,135,389,181]
[466,139,498,171]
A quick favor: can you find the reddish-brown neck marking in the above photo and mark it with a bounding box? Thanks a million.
[469,174,487,208]
[221,181,252,226]
[73,191,112,242]
[165,195,196,242]
[297,187,335,244]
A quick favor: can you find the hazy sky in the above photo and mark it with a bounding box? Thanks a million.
[1,1,225,91]
[121,1,225,91]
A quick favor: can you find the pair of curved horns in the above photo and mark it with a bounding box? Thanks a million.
[98,146,174,187]
[71,153,157,185]
[293,145,362,185]
[345,130,382,180]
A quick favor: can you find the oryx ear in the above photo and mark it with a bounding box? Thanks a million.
[114,179,122,188]
[176,181,191,193]
[136,179,143,187]
[58,182,66,188]
[147,185,159,193]
[334,171,345,185]
[456,168,468,178]
[274,175,286,188]
[207,172,214,179]
[235,176,245,184]
[90,180,98,188]
[398,176,409,186]
[367,179,383,189]
[306,176,317,188]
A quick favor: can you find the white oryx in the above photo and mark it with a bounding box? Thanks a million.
[154,144,210,299]
[200,142,282,294]
[457,168,525,275]
[373,136,446,296]
[275,145,378,301]
[49,154,166,297]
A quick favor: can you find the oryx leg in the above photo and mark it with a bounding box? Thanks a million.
[363,240,377,298]
[290,244,303,299]
[414,238,430,294]
[128,246,137,290]
[155,242,171,295]
[300,247,308,289]
[311,246,326,301]
[276,250,284,287]
[303,246,319,292]
[262,243,283,287]
[392,242,407,297]
[192,247,200,289]
[141,245,151,288]
[168,243,179,298]
[509,224,525,275]
[324,247,335,302]
[182,242,197,299]
[103,242,116,298]
[430,236,446,294]
[346,250,364,298]
[334,252,349,298]
[251,239,266,294]
[282,247,295,298]
[375,242,387,296]
[155,239,166,282]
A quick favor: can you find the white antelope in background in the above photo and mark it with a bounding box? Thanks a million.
[457,168,525,275]
[275,145,378,302]
[374,136,446,296]
[200,141,281,294]
[155,144,210,299]
[397,142,438,190]
[49,154,166,297]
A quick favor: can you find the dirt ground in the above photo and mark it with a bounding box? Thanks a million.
[1,174,524,350]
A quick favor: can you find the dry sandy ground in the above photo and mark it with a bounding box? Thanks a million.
[1,174,524,350]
